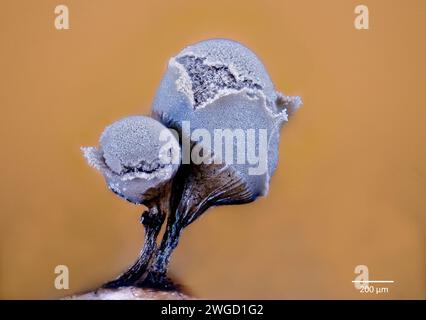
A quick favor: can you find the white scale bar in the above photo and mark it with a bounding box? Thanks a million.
[352,280,394,283]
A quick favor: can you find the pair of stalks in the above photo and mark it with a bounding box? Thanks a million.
[103,165,194,290]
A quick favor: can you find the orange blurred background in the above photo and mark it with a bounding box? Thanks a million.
[0,0,424,299]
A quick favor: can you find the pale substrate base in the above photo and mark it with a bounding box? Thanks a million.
[65,287,191,300]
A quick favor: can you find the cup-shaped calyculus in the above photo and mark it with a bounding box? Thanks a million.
[81,116,181,287]
[147,39,302,282]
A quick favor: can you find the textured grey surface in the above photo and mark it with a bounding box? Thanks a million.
[153,38,301,199]
[82,116,180,204]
